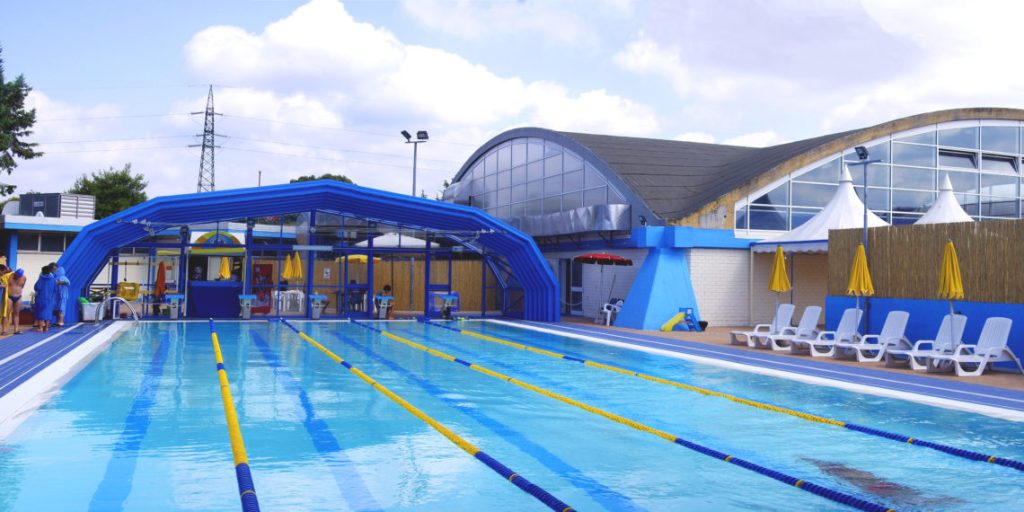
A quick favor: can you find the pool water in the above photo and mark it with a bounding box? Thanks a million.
[0,320,1021,511]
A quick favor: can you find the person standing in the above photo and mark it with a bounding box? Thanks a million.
[53,266,71,327]
[5,269,27,334]
[34,265,57,332]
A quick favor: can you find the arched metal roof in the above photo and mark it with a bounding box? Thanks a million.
[58,180,559,322]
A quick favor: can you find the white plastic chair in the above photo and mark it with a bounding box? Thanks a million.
[802,308,863,357]
[926,317,1022,377]
[599,299,624,326]
[884,314,967,370]
[752,305,821,352]
[834,311,910,362]
[730,303,795,346]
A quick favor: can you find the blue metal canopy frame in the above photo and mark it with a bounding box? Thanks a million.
[59,180,559,323]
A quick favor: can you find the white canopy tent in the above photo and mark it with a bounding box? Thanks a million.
[916,174,974,225]
[355,232,428,248]
[752,166,889,253]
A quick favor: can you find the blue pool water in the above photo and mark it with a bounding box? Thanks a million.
[1,320,1022,511]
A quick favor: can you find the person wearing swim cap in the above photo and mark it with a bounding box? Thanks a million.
[5,269,27,335]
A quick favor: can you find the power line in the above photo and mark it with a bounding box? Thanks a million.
[227,135,462,164]
[41,145,189,155]
[34,113,191,122]
[222,114,477,147]
[220,145,453,173]
[36,135,193,145]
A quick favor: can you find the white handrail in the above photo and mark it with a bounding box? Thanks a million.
[100,297,141,322]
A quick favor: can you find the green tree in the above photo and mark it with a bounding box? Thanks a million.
[290,173,354,184]
[0,47,42,195]
[68,163,148,218]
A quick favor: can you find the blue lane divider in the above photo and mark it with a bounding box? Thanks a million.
[209,320,261,512]
[88,332,171,511]
[315,323,645,512]
[359,320,896,512]
[423,319,1024,474]
[280,319,576,512]
[249,331,383,511]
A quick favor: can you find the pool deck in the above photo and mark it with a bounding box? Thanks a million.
[509,318,1024,415]
[0,323,113,400]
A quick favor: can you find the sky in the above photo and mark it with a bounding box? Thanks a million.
[2,0,1023,200]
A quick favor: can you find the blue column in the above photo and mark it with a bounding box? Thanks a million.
[423,237,432,317]
[614,247,700,330]
[7,232,17,270]
[244,221,254,295]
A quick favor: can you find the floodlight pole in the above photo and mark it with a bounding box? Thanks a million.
[402,130,429,196]
[852,148,881,334]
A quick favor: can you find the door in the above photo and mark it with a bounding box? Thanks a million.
[560,258,584,315]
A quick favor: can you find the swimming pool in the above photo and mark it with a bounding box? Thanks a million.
[1,320,1021,511]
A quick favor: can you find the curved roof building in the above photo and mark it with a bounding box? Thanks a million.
[444,108,1024,240]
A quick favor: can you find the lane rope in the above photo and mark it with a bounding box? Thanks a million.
[358,321,894,512]
[278,319,575,512]
[208,319,261,512]
[420,320,1024,473]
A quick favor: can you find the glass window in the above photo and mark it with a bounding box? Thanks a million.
[585,164,604,188]
[843,142,890,163]
[527,161,544,182]
[847,163,890,187]
[735,207,748,229]
[544,141,561,158]
[511,165,527,185]
[41,234,64,252]
[563,170,583,192]
[544,175,561,196]
[892,190,935,213]
[956,194,979,215]
[485,173,497,191]
[498,170,512,189]
[609,186,627,203]
[543,195,561,213]
[980,196,1018,217]
[470,161,483,180]
[981,154,1017,174]
[856,187,891,210]
[749,207,788,230]
[895,131,935,145]
[511,142,527,168]
[511,184,526,203]
[892,143,936,167]
[751,184,789,206]
[790,208,818,229]
[527,180,543,199]
[527,139,544,163]
[485,152,498,174]
[982,126,1018,153]
[938,150,977,169]
[938,126,979,149]
[510,202,525,217]
[891,213,922,225]
[543,155,562,177]
[563,191,583,210]
[791,182,837,208]
[794,159,840,183]
[584,187,606,206]
[497,187,510,206]
[944,171,979,194]
[497,146,512,172]
[564,150,583,172]
[980,174,1017,197]
[891,166,935,190]
[471,178,484,194]
[525,199,543,216]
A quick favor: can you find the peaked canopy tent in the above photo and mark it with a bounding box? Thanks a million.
[752,166,889,253]
[58,180,559,323]
[916,174,974,225]
[355,232,428,248]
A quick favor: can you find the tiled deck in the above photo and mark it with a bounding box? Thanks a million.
[0,322,113,399]
[510,319,1024,414]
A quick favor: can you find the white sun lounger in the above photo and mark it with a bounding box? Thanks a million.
[834,310,910,362]
[926,317,1023,377]
[730,303,795,347]
[803,308,862,358]
[751,305,821,352]
[884,314,967,370]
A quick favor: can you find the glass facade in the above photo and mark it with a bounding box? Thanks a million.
[459,137,627,220]
[735,120,1024,230]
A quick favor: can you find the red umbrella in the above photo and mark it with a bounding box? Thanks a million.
[573,253,633,266]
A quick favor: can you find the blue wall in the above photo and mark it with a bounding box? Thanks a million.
[826,295,1024,369]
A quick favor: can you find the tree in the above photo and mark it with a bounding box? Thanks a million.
[290,173,354,184]
[68,163,148,218]
[0,47,42,195]
[434,179,451,200]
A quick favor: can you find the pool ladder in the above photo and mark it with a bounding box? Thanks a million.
[99,297,141,322]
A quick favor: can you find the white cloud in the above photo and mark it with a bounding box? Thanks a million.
[723,130,786,147]
[673,132,716,143]
[614,34,692,96]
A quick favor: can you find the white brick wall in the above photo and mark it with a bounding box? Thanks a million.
[690,248,751,327]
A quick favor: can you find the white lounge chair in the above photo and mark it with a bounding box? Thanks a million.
[926,317,1023,377]
[751,305,821,352]
[730,303,795,346]
[834,311,910,362]
[884,314,967,370]
[804,308,862,357]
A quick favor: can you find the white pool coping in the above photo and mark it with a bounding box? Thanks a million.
[486,319,1024,422]
[0,322,131,440]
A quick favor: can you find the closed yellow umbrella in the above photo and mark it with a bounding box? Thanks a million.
[336,254,381,264]
[292,251,304,280]
[938,240,964,349]
[218,256,231,280]
[846,244,874,297]
[282,253,294,281]
[768,245,791,293]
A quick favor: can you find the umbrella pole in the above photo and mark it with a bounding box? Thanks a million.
[949,300,956,349]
